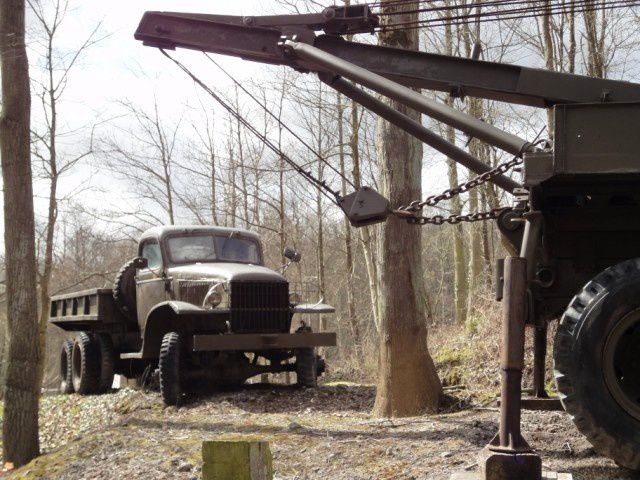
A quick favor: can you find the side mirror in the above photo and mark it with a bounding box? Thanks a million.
[133,257,148,269]
[283,247,301,263]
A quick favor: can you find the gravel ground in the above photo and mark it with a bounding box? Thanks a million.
[1,385,639,480]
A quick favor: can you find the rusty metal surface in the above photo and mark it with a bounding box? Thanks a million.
[479,448,542,480]
[532,325,549,398]
[134,11,640,107]
[286,39,532,157]
[192,332,337,351]
[49,289,124,328]
[496,395,564,412]
[321,74,522,194]
[488,257,537,457]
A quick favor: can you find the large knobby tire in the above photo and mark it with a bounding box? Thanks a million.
[295,348,318,388]
[96,334,116,393]
[71,332,100,395]
[59,340,74,394]
[113,258,138,320]
[159,332,183,406]
[554,258,640,470]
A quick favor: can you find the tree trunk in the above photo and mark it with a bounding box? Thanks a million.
[0,0,41,466]
[349,98,380,331]
[338,92,359,344]
[315,86,326,333]
[541,0,556,137]
[446,116,467,325]
[373,0,442,417]
[37,31,59,389]
[235,87,250,228]
[209,134,218,225]
[583,0,606,79]
[227,121,237,228]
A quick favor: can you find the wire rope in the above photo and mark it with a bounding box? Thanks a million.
[159,49,343,206]
[204,53,357,190]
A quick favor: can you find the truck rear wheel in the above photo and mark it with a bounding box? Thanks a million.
[159,332,184,406]
[59,340,74,394]
[96,333,115,393]
[554,258,640,470]
[71,332,100,395]
[295,347,317,388]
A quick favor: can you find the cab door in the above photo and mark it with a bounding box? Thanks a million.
[136,239,167,332]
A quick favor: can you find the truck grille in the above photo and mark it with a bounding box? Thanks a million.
[230,281,290,333]
[179,280,217,307]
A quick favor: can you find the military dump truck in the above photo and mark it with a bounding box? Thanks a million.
[50,225,336,405]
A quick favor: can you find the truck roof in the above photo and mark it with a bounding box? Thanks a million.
[140,225,261,243]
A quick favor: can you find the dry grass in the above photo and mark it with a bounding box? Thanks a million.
[328,289,558,408]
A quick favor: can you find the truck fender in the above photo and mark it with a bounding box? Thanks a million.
[141,301,214,359]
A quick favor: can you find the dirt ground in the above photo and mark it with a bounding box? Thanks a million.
[1,384,639,480]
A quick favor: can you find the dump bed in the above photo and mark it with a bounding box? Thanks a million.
[49,288,128,331]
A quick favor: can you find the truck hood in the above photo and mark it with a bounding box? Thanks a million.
[167,263,286,283]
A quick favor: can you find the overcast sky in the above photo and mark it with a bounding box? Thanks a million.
[21,0,288,241]
[6,0,564,247]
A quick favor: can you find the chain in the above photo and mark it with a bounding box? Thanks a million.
[395,205,512,225]
[393,156,523,225]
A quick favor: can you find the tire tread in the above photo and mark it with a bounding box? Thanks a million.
[554,259,640,470]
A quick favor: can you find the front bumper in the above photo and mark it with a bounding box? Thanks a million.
[192,332,337,352]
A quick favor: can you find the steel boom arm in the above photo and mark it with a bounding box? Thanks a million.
[134,10,640,108]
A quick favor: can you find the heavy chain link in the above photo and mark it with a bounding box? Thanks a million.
[395,205,512,225]
[393,156,523,225]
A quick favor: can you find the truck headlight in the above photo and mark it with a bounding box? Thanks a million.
[203,283,226,309]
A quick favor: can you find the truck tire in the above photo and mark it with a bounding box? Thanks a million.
[71,332,100,395]
[113,258,138,320]
[295,347,318,388]
[159,332,183,406]
[96,333,115,393]
[59,340,74,394]
[554,258,640,470]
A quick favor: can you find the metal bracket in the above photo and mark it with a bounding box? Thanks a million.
[339,187,391,228]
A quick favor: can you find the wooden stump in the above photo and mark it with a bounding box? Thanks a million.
[202,440,273,480]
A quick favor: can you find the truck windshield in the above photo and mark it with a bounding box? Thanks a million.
[167,234,261,264]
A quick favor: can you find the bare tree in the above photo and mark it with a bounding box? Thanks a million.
[0,0,41,466]
[373,0,442,417]
[337,91,359,343]
[28,0,103,386]
[443,3,468,326]
[100,98,182,226]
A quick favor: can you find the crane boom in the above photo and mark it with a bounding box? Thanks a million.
[134,9,640,107]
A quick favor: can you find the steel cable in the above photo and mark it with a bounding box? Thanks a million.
[372,0,638,31]
[204,53,357,190]
[159,49,343,206]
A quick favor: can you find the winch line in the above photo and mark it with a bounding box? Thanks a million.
[204,53,356,190]
[373,0,638,31]
[378,1,637,31]
[369,0,632,13]
[159,49,343,206]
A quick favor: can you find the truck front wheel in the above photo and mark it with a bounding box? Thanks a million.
[159,332,184,406]
[554,258,640,470]
[59,340,74,394]
[71,332,100,395]
[295,347,318,388]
